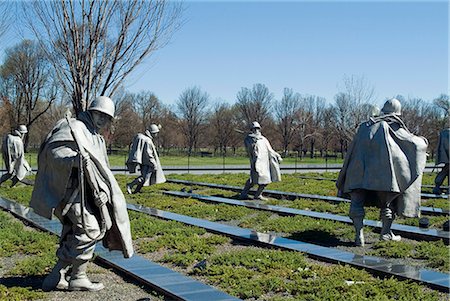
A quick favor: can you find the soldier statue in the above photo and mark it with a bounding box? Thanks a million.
[0,125,32,187]
[239,121,282,201]
[336,98,428,246]
[30,96,134,291]
[126,124,166,194]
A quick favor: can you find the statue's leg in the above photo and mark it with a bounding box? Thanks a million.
[58,201,104,291]
[126,177,140,194]
[133,165,151,194]
[349,189,366,246]
[9,176,20,187]
[433,163,449,194]
[379,192,401,241]
[254,184,268,201]
[42,259,71,291]
[68,259,104,291]
[0,173,12,186]
[239,179,253,199]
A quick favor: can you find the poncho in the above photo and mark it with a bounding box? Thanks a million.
[30,112,133,258]
[336,114,428,217]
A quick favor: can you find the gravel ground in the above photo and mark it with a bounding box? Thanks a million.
[0,254,170,301]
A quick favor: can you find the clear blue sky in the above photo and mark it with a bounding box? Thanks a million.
[126,0,448,108]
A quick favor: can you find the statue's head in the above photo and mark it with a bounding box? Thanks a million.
[250,121,261,133]
[17,124,28,134]
[381,98,401,116]
[16,125,28,138]
[88,96,115,129]
[88,96,115,119]
[148,124,160,136]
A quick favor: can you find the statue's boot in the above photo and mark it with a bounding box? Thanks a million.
[432,186,442,195]
[68,260,104,291]
[133,181,145,194]
[126,178,140,194]
[351,216,365,246]
[42,260,70,291]
[10,177,20,188]
[254,185,268,201]
[0,173,11,186]
[380,211,401,242]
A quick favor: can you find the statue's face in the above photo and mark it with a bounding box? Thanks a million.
[252,127,261,134]
[91,111,110,130]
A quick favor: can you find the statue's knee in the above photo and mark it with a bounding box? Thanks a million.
[380,208,394,219]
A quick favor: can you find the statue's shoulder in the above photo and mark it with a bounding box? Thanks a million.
[135,133,151,142]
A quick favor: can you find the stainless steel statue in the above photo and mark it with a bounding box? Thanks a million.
[0,125,32,187]
[239,121,282,201]
[336,98,428,246]
[30,96,134,291]
[433,128,449,195]
[126,124,166,194]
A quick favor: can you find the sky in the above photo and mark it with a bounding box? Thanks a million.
[124,0,449,108]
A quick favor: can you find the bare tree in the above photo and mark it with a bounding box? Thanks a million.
[0,40,58,149]
[24,0,182,115]
[209,102,238,155]
[158,105,182,155]
[332,75,377,152]
[274,88,301,155]
[176,86,209,154]
[304,95,326,158]
[433,94,450,128]
[112,98,141,147]
[132,91,162,131]
[236,83,273,127]
[0,2,11,42]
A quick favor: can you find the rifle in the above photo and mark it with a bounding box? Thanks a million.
[65,111,112,241]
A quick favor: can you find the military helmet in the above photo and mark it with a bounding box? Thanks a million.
[18,125,28,133]
[251,121,261,129]
[88,96,115,118]
[149,124,160,134]
[381,98,401,116]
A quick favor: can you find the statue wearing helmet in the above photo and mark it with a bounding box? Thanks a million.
[126,123,166,194]
[239,121,282,201]
[0,125,32,187]
[380,97,402,116]
[336,98,428,247]
[30,96,133,292]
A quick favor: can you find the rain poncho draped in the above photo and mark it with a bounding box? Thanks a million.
[244,132,281,185]
[126,132,166,185]
[2,132,31,180]
[336,114,428,217]
[30,112,133,258]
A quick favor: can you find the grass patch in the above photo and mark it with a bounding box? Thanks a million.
[0,284,45,301]
[7,253,56,276]
[130,211,230,267]
[0,211,58,257]
[193,248,443,300]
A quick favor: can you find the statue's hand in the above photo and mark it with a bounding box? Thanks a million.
[95,191,109,207]
[81,152,92,170]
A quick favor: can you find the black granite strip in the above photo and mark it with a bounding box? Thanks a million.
[167,179,449,215]
[165,191,449,244]
[124,202,450,292]
[0,197,241,301]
